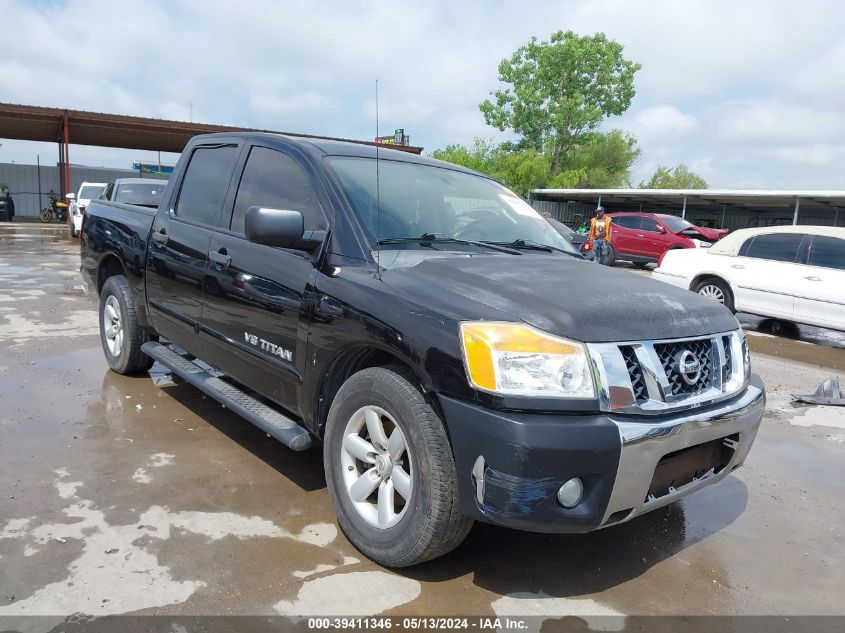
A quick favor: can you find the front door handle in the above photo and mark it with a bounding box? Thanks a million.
[804,275,822,281]
[208,248,231,267]
[731,264,745,269]
[151,229,168,245]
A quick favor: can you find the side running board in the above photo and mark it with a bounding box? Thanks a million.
[141,341,313,451]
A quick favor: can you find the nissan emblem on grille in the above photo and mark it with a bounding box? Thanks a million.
[673,350,702,385]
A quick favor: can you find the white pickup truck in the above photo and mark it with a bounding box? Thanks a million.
[68,182,106,237]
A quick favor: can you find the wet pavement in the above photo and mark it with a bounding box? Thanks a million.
[1,224,843,619]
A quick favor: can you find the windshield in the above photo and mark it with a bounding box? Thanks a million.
[79,185,105,200]
[328,157,576,253]
[658,214,695,233]
[115,182,167,207]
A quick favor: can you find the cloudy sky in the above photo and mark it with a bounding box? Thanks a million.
[1,0,844,188]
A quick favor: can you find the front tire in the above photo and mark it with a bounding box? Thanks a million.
[604,243,616,266]
[39,208,52,223]
[99,275,155,374]
[693,277,735,312]
[324,367,472,567]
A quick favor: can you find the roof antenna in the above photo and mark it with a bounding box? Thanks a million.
[375,79,381,277]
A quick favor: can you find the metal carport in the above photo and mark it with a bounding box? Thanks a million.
[530,189,845,230]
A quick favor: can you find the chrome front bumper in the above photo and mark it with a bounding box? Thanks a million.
[600,376,765,527]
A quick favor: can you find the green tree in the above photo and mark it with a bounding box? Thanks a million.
[549,130,640,189]
[430,139,549,197]
[479,31,640,174]
[640,164,708,189]
[431,130,639,196]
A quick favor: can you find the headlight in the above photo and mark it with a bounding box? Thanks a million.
[459,322,595,398]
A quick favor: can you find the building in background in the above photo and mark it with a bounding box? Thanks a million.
[531,188,845,231]
[0,162,168,219]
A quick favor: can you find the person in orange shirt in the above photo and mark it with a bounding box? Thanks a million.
[589,206,613,265]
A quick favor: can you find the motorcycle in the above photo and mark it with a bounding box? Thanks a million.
[39,193,69,224]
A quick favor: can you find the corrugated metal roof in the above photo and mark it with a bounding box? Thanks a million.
[531,188,845,211]
[0,102,423,155]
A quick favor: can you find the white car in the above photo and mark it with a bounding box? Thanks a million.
[67,181,106,238]
[653,225,845,332]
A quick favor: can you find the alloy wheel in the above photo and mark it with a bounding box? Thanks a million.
[103,295,124,356]
[340,405,412,529]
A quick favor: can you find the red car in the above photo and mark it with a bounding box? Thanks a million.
[586,212,728,268]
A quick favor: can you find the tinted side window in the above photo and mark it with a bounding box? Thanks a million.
[174,145,238,226]
[613,216,641,229]
[738,237,754,257]
[744,233,803,263]
[230,147,325,235]
[640,217,662,232]
[808,236,845,271]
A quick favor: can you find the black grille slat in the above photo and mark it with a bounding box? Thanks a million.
[721,335,733,383]
[653,339,715,399]
[620,345,649,404]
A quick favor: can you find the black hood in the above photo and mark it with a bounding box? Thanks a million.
[389,252,738,343]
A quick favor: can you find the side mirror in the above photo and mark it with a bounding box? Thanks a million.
[65,193,75,200]
[244,206,324,251]
[657,225,666,233]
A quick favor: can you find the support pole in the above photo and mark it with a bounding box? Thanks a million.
[792,198,801,225]
[57,141,65,200]
[720,205,726,229]
[681,196,687,219]
[37,154,42,212]
[597,194,602,208]
[834,208,839,227]
[62,112,71,200]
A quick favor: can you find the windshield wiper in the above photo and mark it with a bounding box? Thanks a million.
[484,239,583,257]
[377,233,522,255]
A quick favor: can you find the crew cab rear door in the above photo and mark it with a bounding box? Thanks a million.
[200,143,329,416]
[145,142,241,357]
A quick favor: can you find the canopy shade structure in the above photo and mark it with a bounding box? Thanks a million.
[0,102,423,154]
[531,188,845,230]
[0,102,423,199]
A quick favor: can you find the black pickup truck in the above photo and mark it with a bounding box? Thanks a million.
[81,132,765,567]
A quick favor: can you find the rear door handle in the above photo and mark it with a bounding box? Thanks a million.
[208,248,231,267]
[731,264,745,269]
[804,275,822,281]
[151,230,168,245]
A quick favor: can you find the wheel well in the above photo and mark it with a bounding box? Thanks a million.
[690,273,731,295]
[315,347,430,437]
[97,255,125,294]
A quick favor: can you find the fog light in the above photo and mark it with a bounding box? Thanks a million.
[557,477,583,508]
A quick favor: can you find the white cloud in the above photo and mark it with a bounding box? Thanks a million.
[0,0,844,188]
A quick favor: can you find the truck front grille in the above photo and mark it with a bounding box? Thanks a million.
[620,345,648,405]
[653,338,715,398]
[588,330,746,413]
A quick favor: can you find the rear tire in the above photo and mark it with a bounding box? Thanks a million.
[99,275,155,374]
[693,277,735,313]
[324,366,472,567]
